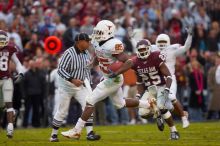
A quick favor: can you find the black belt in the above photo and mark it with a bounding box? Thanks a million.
[58,73,86,87]
[58,72,69,81]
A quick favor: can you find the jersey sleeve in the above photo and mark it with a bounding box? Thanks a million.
[11,53,26,74]
[111,39,124,55]
[150,45,160,52]
[171,44,182,56]
[130,56,138,69]
[9,45,18,55]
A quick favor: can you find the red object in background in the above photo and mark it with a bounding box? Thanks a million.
[0,0,14,12]
[108,61,123,72]
[44,36,61,55]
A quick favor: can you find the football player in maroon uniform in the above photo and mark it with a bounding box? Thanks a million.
[110,39,180,140]
[0,30,25,138]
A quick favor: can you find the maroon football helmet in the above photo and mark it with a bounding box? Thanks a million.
[0,30,9,48]
[136,39,151,59]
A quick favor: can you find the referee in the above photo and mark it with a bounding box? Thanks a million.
[50,33,100,142]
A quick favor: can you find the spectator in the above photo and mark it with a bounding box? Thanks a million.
[80,16,94,35]
[194,6,211,31]
[0,0,14,25]
[23,59,46,127]
[24,33,44,58]
[167,9,183,44]
[193,25,208,53]
[60,3,71,26]
[207,55,220,119]
[187,60,207,121]
[38,16,56,40]
[114,19,126,41]
[62,18,79,50]
[53,14,66,36]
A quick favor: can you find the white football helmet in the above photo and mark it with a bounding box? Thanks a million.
[92,20,115,42]
[0,30,9,48]
[136,39,151,59]
[156,34,170,50]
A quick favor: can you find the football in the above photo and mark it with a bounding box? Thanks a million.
[108,61,123,72]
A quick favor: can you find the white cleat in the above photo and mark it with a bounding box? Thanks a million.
[128,119,136,125]
[7,123,14,138]
[182,111,190,128]
[61,128,81,139]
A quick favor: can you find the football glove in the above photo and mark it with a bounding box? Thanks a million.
[14,73,24,83]
[162,88,170,100]
[186,25,193,35]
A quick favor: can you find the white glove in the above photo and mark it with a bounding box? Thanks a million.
[14,73,24,83]
[186,25,193,35]
[162,88,170,100]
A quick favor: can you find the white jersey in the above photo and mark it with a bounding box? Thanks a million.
[151,44,183,75]
[92,38,124,76]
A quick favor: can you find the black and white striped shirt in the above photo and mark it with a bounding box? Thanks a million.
[57,46,91,82]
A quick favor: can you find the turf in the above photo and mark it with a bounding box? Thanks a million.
[0,121,220,146]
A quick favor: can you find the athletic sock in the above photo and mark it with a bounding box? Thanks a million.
[170,126,177,132]
[75,118,86,133]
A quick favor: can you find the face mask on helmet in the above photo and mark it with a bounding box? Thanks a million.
[136,39,151,59]
[92,20,115,42]
[156,34,170,50]
[156,40,168,50]
[0,30,9,48]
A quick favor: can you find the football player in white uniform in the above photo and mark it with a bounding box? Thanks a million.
[0,30,25,138]
[151,26,193,128]
[61,20,154,139]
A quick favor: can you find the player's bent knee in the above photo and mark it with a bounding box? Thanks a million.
[54,111,67,121]
[160,109,168,114]
[171,99,177,104]
[138,108,153,119]
[114,99,126,109]
[160,109,171,119]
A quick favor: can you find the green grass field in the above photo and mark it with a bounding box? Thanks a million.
[0,121,220,146]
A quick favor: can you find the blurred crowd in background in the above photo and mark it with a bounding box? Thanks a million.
[0,0,220,128]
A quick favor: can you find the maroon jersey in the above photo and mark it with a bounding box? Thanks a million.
[0,44,17,78]
[131,51,166,89]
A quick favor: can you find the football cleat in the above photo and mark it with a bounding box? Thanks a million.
[50,134,59,142]
[170,131,180,140]
[87,131,101,141]
[182,111,190,128]
[156,115,164,131]
[6,123,14,138]
[61,128,81,139]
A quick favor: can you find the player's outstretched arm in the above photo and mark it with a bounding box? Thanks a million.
[112,52,130,63]
[108,58,134,78]
[11,53,26,74]
[176,26,193,56]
